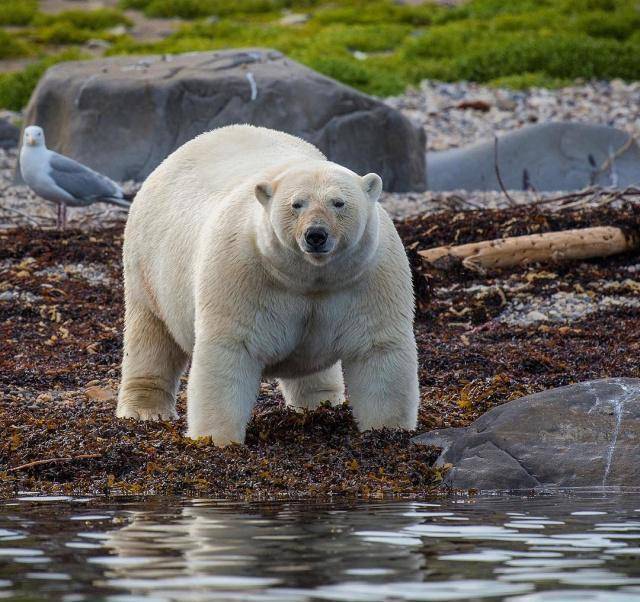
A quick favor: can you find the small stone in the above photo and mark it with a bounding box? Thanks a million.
[108,25,128,36]
[279,13,309,26]
[86,38,112,50]
[526,310,548,322]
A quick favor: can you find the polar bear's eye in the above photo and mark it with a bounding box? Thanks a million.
[332,199,345,208]
[292,200,303,210]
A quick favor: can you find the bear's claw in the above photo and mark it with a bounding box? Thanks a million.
[116,405,177,421]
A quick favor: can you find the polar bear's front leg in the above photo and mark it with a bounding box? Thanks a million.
[117,303,187,421]
[343,340,419,431]
[279,362,346,410]
[186,338,262,445]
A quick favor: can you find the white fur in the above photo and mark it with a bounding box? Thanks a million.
[117,125,419,445]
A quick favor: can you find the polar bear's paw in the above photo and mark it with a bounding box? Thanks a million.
[117,380,178,422]
[289,389,346,411]
[116,403,178,421]
[185,426,244,447]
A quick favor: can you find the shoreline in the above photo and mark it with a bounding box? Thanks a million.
[2,201,639,498]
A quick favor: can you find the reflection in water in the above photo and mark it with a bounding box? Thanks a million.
[0,494,639,601]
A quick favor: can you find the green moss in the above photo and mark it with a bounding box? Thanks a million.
[309,24,412,53]
[0,50,86,111]
[0,0,38,26]
[33,8,132,30]
[4,0,640,109]
[488,72,574,89]
[446,35,640,82]
[0,29,30,59]
[21,9,132,48]
[574,9,640,39]
[312,1,442,26]
[31,23,94,45]
[119,0,319,19]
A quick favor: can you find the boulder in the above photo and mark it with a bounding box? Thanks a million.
[427,122,640,191]
[0,117,19,149]
[413,378,640,490]
[23,49,426,192]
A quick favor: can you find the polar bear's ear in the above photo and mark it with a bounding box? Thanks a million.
[361,173,383,203]
[255,182,274,207]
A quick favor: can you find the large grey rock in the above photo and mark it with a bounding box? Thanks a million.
[23,49,426,192]
[413,378,640,491]
[427,122,640,191]
[0,117,19,149]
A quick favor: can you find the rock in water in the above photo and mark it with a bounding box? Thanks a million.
[427,122,640,191]
[413,378,640,490]
[23,49,426,192]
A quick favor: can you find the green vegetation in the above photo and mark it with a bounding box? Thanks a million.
[0,0,39,26]
[33,8,132,31]
[0,50,86,111]
[120,0,319,19]
[28,9,132,46]
[2,0,640,109]
[0,30,30,59]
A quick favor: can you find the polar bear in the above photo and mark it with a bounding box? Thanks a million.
[117,125,419,445]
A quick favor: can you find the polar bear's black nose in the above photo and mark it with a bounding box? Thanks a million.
[305,226,329,249]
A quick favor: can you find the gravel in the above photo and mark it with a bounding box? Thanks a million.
[34,263,115,287]
[385,79,640,151]
[498,290,640,326]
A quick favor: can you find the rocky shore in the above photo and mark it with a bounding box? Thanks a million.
[1,202,639,497]
[2,78,640,496]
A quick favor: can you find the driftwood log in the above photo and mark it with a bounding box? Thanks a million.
[419,226,637,271]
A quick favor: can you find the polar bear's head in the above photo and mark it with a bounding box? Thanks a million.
[255,162,382,265]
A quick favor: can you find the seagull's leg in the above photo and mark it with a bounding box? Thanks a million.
[56,203,62,229]
[61,204,67,229]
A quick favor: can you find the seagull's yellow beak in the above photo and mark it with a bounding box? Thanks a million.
[26,136,35,146]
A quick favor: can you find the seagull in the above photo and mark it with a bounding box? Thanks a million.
[19,125,133,229]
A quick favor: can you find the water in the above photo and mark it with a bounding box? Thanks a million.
[0,493,639,601]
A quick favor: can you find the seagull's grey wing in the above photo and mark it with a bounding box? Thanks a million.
[49,153,121,201]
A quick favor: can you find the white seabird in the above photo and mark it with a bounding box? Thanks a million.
[19,125,133,229]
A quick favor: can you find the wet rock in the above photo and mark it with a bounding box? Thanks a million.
[413,378,640,490]
[427,122,640,191]
[23,49,426,192]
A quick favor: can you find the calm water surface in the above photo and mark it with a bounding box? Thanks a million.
[0,493,639,601]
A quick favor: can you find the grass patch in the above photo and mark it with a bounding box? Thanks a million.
[0,0,38,26]
[108,0,640,97]
[3,0,640,109]
[33,8,132,31]
[25,8,132,46]
[0,50,86,111]
[0,30,30,59]
[119,0,319,19]
[487,72,574,90]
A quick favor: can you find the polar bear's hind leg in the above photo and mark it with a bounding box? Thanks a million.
[117,302,187,421]
[279,363,346,410]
